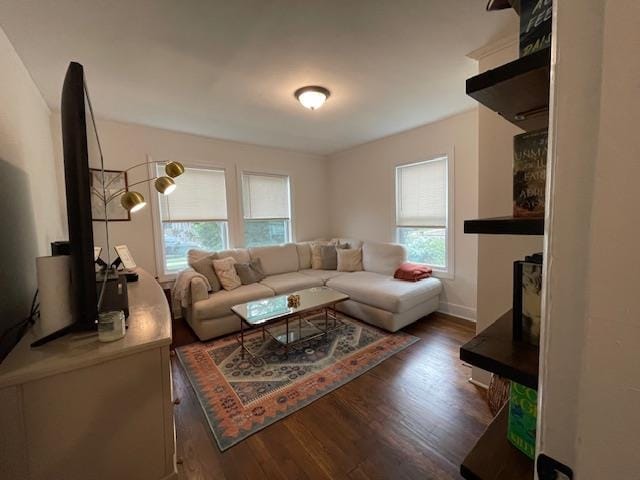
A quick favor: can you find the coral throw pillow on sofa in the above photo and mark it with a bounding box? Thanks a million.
[212,257,242,291]
[394,263,432,282]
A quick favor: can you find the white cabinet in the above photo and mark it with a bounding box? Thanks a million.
[0,269,176,480]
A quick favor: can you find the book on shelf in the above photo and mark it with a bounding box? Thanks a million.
[520,0,552,57]
[513,260,543,346]
[508,382,538,459]
[513,128,548,218]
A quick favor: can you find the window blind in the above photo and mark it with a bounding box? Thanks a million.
[242,173,290,219]
[396,157,447,228]
[157,165,227,221]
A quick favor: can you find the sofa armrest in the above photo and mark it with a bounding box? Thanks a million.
[190,277,209,303]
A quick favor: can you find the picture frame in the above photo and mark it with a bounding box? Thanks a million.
[90,168,131,221]
[114,245,137,270]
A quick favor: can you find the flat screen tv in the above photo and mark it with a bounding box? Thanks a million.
[31,62,108,346]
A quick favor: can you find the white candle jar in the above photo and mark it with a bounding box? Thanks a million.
[97,311,126,342]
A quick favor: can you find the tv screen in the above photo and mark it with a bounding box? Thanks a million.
[58,62,108,330]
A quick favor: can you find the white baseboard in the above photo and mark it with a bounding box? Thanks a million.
[437,302,477,322]
[468,377,489,389]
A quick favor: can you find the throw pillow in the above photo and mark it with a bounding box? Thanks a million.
[337,248,363,272]
[310,241,328,269]
[187,248,213,266]
[320,245,339,270]
[212,257,242,291]
[190,253,221,292]
[234,259,266,285]
[329,239,351,249]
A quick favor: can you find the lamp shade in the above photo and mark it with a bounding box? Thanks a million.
[165,161,185,178]
[120,191,146,213]
[155,176,176,195]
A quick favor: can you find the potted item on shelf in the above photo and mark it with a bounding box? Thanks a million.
[513,253,543,345]
[520,0,553,57]
[513,128,548,218]
[507,382,538,459]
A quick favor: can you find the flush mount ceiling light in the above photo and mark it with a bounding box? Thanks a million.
[294,86,330,110]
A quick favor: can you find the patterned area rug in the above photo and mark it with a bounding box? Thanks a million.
[176,314,419,451]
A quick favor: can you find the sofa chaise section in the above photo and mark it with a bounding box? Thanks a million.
[326,242,442,332]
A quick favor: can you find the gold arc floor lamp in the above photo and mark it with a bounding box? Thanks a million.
[93,160,185,213]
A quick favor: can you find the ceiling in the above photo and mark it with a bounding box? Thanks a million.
[0,1,515,155]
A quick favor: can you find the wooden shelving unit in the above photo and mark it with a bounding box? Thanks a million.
[461,405,534,480]
[464,216,544,236]
[466,47,551,132]
[460,3,551,478]
[460,310,539,389]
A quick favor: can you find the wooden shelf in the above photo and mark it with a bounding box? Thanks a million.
[460,310,539,390]
[466,47,551,132]
[464,216,544,235]
[461,404,533,480]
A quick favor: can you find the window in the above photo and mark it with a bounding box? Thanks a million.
[157,165,228,273]
[395,156,452,275]
[242,172,291,247]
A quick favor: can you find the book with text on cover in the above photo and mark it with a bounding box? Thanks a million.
[520,0,552,57]
[513,129,547,218]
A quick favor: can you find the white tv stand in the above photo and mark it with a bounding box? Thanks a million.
[0,268,176,480]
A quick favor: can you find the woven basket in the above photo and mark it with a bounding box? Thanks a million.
[488,374,511,415]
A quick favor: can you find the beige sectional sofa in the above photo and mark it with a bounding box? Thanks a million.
[182,239,442,341]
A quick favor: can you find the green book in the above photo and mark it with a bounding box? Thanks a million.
[507,382,537,459]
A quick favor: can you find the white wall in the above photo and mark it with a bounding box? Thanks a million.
[327,110,479,320]
[538,0,640,477]
[470,37,544,386]
[0,28,65,253]
[0,27,65,356]
[50,116,330,278]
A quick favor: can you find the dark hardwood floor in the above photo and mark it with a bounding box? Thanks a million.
[171,313,492,479]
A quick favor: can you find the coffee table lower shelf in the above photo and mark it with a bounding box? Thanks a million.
[236,306,344,359]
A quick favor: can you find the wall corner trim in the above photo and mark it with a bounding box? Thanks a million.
[438,302,477,322]
[466,35,518,61]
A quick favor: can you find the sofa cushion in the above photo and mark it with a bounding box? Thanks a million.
[260,272,323,295]
[189,252,221,292]
[216,248,251,264]
[319,245,338,270]
[310,241,328,269]
[299,269,345,282]
[191,283,275,320]
[295,243,312,270]
[187,248,214,265]
[235,259,266,285]
[213,257,242,291]
[330,238,363,250]
[326,271,441,313]
[337,248,363,272]
[362,241,407,275]
[249,244,299,276]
